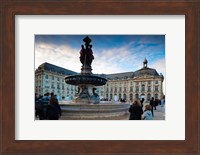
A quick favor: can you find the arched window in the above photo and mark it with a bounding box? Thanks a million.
[140,94,145,100]
[135,94,139,99]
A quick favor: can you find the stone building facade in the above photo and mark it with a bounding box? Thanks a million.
[35,59,164,102]
[35,62,77,100]
[98,58,164,102]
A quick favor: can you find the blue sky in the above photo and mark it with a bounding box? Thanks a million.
[35,35,165,76]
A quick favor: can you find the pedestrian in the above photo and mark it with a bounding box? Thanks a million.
[47,93,62,120]
[150,97,154,117]
[140,98,145,109]
[161,97,165,107]
[35,93,50,120]
[129,100,143,120]
[35,95,43,119]
[143,104,153,120]
[154,99,158,110]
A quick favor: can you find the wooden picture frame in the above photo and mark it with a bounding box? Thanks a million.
[0,0,199,154]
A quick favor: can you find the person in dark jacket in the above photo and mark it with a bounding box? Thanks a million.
[129,100,143,120]
[150,97,155,117]
[154,99,159,110]
[140,98,145,109]
[35,94,50,120]
[47,93,62,120]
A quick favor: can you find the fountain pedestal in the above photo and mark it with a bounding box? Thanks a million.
[81,64,92,75]
[73,85,100,104]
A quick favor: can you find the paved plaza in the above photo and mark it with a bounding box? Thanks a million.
[123,103,165,120]
[124,103,166,120]
[151,104,165,120]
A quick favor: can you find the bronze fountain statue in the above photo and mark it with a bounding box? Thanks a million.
[80,36,94,67]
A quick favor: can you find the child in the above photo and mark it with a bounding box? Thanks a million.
[143,104,153,120]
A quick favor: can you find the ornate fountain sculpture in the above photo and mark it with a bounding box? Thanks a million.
[61,36,129,119]
[65,36,107,104]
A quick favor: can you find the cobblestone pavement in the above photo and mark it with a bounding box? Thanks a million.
[152,105,165,120]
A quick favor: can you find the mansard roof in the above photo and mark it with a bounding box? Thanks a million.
[36,62,77,76]
[104,67,160,80]
[106,72,134,80]
[35,62,162,80]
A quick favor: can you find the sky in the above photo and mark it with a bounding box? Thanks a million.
[35,35,165,77]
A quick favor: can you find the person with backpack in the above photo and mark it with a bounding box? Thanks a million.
[35,93,50,120]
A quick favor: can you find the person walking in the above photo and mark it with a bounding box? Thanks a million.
[129,100,143,120]
[47,93,62,120]
[154,99,158,110]
[143,104,153,120]
[140,98,145,109]
[150,97,154,117]
[161,97,165,107]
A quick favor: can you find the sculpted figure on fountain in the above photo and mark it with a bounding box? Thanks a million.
[79,36,94,67]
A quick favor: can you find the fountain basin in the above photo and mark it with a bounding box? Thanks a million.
[60,103,130,120]
[65,74,107,86]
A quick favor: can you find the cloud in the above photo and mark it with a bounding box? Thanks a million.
[35,39,165,76]
[35,43,81,72]
[150,58,166,76]
[92,44,139,74]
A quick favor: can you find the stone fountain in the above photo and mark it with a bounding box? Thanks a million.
[60,36,129,120]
